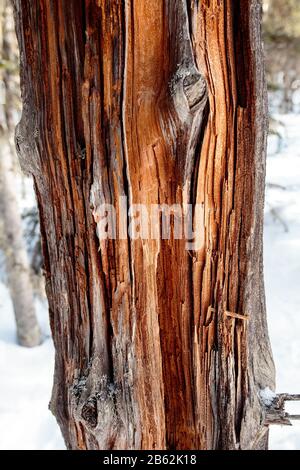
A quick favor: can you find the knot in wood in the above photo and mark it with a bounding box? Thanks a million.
[183,73,207,111]
[81,397,98,428]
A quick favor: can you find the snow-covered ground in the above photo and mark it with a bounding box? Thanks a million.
[0,283,64,450]
[0,115,300,449]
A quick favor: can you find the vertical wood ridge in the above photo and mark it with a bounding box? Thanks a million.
[13,0,275,450]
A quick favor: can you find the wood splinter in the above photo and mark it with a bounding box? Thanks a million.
[225,310,249,321]
[206,307,249,322]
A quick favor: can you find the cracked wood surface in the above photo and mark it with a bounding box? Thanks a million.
[13,0,274,449]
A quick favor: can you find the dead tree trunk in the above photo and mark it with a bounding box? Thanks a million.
[13,0,275,449]
[0,0,40,347]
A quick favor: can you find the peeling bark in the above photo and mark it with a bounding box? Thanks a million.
[13,0,274,449]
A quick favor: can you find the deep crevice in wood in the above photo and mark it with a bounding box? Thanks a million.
[13,0,274,450]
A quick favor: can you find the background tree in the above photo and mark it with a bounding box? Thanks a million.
[0,0,40,347]
[263,0,300,112]
[13,0,275,449]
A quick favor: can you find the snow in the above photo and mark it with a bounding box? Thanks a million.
[265,114,300,450]
[0,281,64,450]
[0,174,65,450]
[0,115,300,449]
[260,387,277,407]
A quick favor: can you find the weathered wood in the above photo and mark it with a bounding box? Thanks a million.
[13,0,275,449]
[264,393,300,426]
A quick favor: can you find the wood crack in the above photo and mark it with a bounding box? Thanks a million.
[14,0,274,450]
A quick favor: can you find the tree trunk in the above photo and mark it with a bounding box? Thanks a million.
[13,0,275,449]
[0,0,40,347]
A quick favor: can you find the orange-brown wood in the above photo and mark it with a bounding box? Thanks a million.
[14,0,275,449]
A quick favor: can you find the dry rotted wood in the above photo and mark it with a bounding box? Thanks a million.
[13,0,274,449]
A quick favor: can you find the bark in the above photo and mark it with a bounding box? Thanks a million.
[0,0,40,348]
[13,0,275,449]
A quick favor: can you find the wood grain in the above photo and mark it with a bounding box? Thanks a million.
[13,0,275,449]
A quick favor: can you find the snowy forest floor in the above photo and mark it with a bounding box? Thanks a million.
[0,114,300,450]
